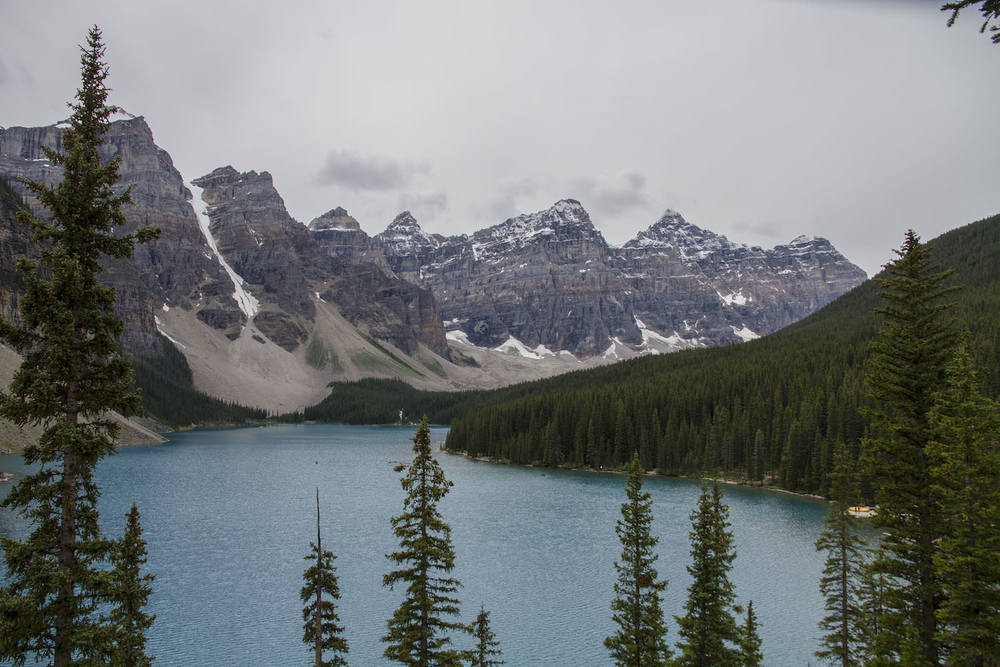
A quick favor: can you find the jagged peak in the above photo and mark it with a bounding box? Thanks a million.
[390,210,419,228]
[551,198,588,221]
[192,165,241,187]
[377,210,442,250]
[624,209,734,255]
[787,234,826,246]
[192,166,274,190]
[309,207,360,232]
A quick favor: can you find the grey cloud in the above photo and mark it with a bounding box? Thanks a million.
[0,59,7,85]
[315,150,428,191]
[398,192,448,221]
[572,171,649,216]
[482,178,538,222]
[730,218,784,239]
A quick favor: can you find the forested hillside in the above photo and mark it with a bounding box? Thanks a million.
[438,214,1000,496]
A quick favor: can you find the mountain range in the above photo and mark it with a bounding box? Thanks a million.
[0,116,865,416]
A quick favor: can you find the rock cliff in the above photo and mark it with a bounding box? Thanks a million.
[0,117,237,355]
[375,202,867,357]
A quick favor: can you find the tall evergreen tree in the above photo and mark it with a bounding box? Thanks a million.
[0,26,158,665]
[301,489,348,667]
[674,483,740,666]
[736,600,763,667]
[106,502,155,667]
[382,416,463,666]
[465,605,503,667]
[927,343,1000,664]
[604,453,671,666]
[815,444,866,666]
[861,230,958,665]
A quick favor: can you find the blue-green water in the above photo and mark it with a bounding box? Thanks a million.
[1,424,832,665]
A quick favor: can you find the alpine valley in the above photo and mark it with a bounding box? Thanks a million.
[0,116,865,424]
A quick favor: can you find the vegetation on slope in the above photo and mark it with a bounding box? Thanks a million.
[130,334,266,427]
[300,213,999,497]
[441,213,1000,496]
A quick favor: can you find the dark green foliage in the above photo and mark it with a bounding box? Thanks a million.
[106,503,155,667]
[928,344,1000,664]
[856,558,891,666]
[465,605,503,667]
[0,27,158,665]
[437,212,1000,496]
[674,483,740,666]
[736,601,763,667]
[302,490,348,667]
[605,453,671,666]
[300,378,550,426]
[129,334,266,426]
[815,444,866,666]
[382,417,464,666]
[942,0,1000,42]
[862,230,957,665]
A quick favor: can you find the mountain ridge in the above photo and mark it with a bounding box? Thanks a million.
[1,116,866,419]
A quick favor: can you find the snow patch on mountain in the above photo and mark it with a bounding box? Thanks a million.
[635,317,703,353]
[188,182,259,321]
[494,336,556,359]
[717,289,749,306]
[731,325,760,342]
[446,329,472,345]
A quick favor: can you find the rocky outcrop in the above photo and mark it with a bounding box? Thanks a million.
[309,207,393,274]
[192,166,448,356]
[0,118,241,355]
[377,202,867,357]
[0,119,449,362]
[378,201,640,355]
[618,210,868,344]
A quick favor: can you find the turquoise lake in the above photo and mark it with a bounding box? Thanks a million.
[1,424,834,665]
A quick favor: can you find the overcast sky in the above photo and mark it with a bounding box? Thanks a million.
[2,0,997,275]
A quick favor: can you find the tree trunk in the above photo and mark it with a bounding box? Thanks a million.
[55,410,79,667]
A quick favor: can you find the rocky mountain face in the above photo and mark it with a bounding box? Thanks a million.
[0,117,236,355]
[376,201,641,356]
[618,210,868,347]
[0,118,447,369]
[367,202,867,358]
[192,166,447,356]
[309,207,393,274]
[1,115,866,412]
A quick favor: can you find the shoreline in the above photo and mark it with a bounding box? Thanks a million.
[443,447,829,503]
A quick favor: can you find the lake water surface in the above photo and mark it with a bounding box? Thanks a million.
[1,424,831,665]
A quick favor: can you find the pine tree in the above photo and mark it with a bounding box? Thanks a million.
[0,26,158,665]
[106,502,155,667]
[941,0,1000,43]
[382,416,463,666]
[815,444,866,666]
[927,343,1000,664]
[674,482,740,666]
[604,453,671,666]
[861,230,957,665]
[856,557,892,666]
[301,489,348,667]
[465,605,503,667]
[736,600,763,667]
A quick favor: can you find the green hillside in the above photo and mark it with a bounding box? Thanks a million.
[441,213,1000,495]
